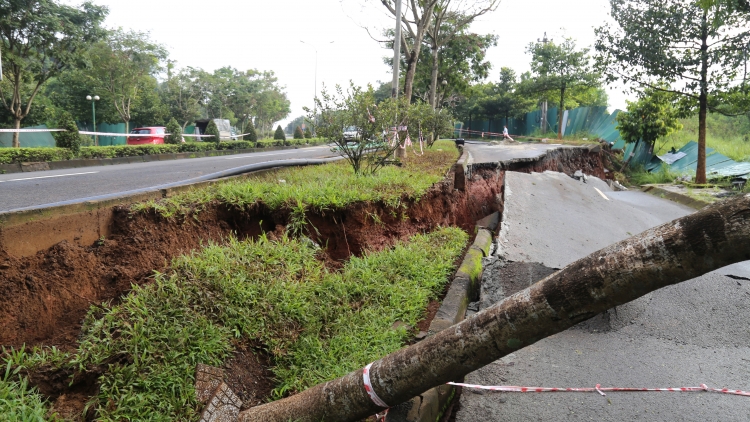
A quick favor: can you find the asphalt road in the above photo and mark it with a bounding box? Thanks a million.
[0,145,334,212]
[463,140,564,164]
[455,169,750,421]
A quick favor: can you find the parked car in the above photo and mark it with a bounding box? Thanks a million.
[343,126,360,141]
[127,127,166,145]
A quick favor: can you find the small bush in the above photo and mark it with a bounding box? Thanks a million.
[53,111,81,155]
[293,126,304,139]
[243,121,257,142]
[304,127,312,139]
[205,120,221,146]
[165,118,183,144]
[274,125,285,141]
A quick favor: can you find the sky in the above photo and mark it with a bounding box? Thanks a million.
[70,0,631,127]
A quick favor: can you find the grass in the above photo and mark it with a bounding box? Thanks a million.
[2,227,468,421]
[0,361,57,421]
[132,140,458,219]
[654,114,750,162]
[627,163,685,186]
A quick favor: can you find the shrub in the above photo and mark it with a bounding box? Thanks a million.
[274,125,285,141]
[0,148,74,164]
[205,120,221,146]
[53,111,81,155]
[165,118,183,144]
[243,120,257,142]
[304,127,312,139]
[293,126,304,139]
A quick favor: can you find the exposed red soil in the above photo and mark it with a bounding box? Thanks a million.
[224,341,276,410]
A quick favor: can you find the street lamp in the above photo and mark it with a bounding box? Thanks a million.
[300,40,334,134]
[86,95,100,146]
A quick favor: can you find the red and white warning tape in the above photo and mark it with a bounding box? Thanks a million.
[447,382,750,397]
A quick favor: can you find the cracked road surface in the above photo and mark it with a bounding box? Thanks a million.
[455,167,750,421]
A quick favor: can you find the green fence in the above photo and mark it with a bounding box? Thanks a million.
[462,105,626,149]
[0,125,57,148]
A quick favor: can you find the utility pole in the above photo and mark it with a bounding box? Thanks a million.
[391,0,402,98]
[537,32,551,135]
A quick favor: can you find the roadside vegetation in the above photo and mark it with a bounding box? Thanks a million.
[1,227,467,421]
[0,139,326,165]
[133,140,458,218]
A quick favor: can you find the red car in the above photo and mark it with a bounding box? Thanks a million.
[127,127,166,145]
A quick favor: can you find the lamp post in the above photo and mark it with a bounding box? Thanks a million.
[300,40,333,134]
[86,95,100,146]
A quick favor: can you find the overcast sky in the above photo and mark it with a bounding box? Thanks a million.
[75,0,630,127]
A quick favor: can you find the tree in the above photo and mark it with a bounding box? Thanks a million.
[160,67,203,129]
[87,29,167,133]
[53,111,81,155]
[304,127,313,139]
[595,0,750,183]
[237,194,750,421]
[243,120,257,142]
[205,119,220,146]
[311,83,403,175]
[424,1,499,108]
[0,0,107,147]
[479,67,536,130]
[274,125,285,140]
[165,117,183,144]
[616,86,683,153]
[525,37,601,139]
[293,126,304,139]
[378,0,440,102]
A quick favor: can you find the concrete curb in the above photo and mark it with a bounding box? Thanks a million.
[640,184,711,210]
[0,144,327,175]
[387,215,499,422]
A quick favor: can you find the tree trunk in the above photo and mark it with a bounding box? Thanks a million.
[403,48,420,103]
[429,45,439,109]
[238,194,750,422]
[557,84,566,140]
[696,9,709,185]
[13,118,21,148]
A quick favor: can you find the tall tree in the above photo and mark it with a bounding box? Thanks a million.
[479,68,536,130]
[379,0,440,102]
[87,29,167,133]
[424,0,498,109]
[526,37,601,139]
[160,67,203,129]
[616,86,683,153]
[0,0,107,147]
[410,31,496,107]
[595,0,750,183]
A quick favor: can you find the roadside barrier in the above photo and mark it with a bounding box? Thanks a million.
[447,381,750,397]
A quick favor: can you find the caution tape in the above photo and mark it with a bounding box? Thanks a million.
[362,363,389,408]
[0,128,66,133]
[447,382,750,397]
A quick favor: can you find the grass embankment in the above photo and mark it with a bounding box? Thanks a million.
[0,139,327,165]
[2,229,467,421]
[134,140,458,219]
[1,363,56,421]
[654,114,750,162]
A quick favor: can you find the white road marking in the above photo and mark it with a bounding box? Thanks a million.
[0,171,99,183]
[224,147,328,160]
[594,187,610,200]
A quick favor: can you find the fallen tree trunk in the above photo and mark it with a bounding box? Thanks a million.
[239,194,750,422]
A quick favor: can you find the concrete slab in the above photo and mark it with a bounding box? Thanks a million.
[498,171,694,268]
[464,142,563,164]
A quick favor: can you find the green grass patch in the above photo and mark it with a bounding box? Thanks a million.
[133,140,459,219]
[0,361,57,421]
[2,227,467,421]
[627,163,685,186]
[655,114,750,162]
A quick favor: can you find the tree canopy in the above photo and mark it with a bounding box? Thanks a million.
[595,0,750,183]
[0,0,107,146]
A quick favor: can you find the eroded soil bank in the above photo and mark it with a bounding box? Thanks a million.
[0,145,606,420]
[0,169,505,348]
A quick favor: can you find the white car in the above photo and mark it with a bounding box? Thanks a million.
[343,126,359,141]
